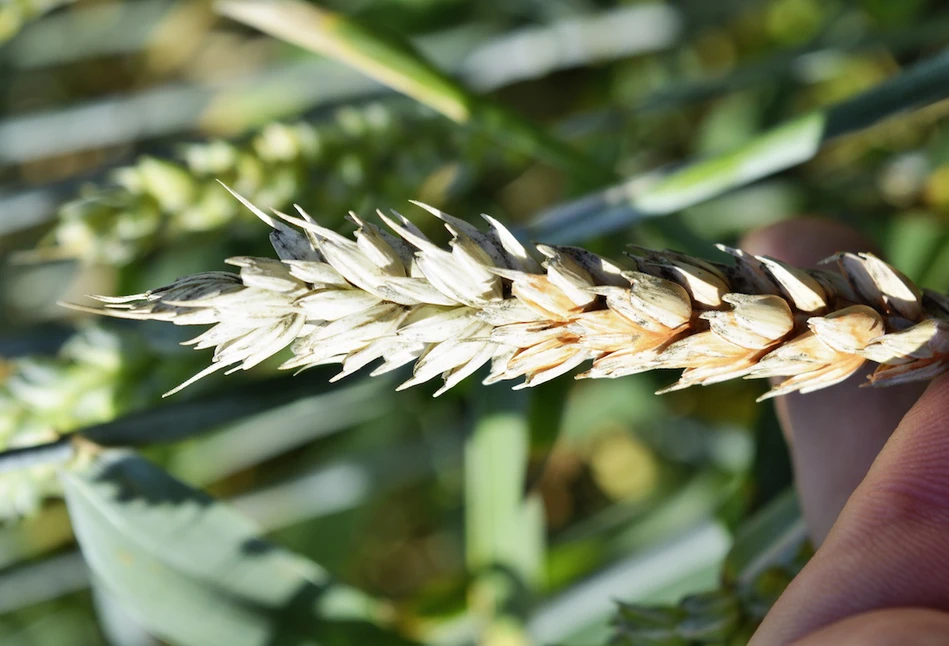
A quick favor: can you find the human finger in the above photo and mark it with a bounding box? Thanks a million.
[751,374,949,644]
[740,218,925,543]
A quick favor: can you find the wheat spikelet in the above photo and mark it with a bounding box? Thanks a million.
[64,186,949,400]
[38,102,518,266]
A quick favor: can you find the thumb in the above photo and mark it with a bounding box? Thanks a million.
[752,373,949,644]
[741,218,924,544]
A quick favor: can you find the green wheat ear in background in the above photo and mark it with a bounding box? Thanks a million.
[3,1,949,645]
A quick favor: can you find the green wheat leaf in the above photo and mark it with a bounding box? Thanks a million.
[62,451,415,646]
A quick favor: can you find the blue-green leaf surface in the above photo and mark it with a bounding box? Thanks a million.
[62,451,414,646]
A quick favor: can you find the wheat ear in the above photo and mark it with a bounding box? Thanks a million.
[63,186,949,400]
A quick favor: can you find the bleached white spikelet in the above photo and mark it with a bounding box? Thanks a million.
[66,185,949,400]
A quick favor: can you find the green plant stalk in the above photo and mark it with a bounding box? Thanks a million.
[532,49,949,242]
[0,0,78,43]
[723,489,807,589]
[634,114,825,215]
[466,389,544,644]
[629,16,949,117]
[636,39,949,212]
[612,488,811,644]
[215,0,612,188]
[475,100,614,188]
[223,1,949,233]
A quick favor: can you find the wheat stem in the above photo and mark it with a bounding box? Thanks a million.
[0,437,74,475]
[66,188,949,400]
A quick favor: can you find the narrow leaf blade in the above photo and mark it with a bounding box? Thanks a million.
[62,452,413,646]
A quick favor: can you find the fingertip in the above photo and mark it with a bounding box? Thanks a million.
[889,371,949,441]
[788,608,949,646]
[738,217,915,545]
[852,372,949,518]
[771,365,926,544]
[754,371,949,645]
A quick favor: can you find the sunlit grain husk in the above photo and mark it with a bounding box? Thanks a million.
[66,187,949,399]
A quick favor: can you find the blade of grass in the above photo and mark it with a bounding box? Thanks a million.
[466,387,545,645]
[722,487,807,589]
[217,0,469,122]
[0,0,78,43]
[0,437,75,475]
[597,488,806,645]
[215,0,613,188]
[884,212,947,285]
[460,3,681,91]
[0,5,675,169]
[62,451,416,646]
[167,378,389,485]
[0,551,90,615]
[82,371,387,447]
[0,372,389,474]
[527,521,729,644]
[0,430,458,613]
[3,0,176,69]
[629,14,949,117]
[530,49,949,243]
[0,322,73,357]
[90,574,159,646]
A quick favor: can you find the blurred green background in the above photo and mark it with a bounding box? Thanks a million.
[0,0,947,644]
